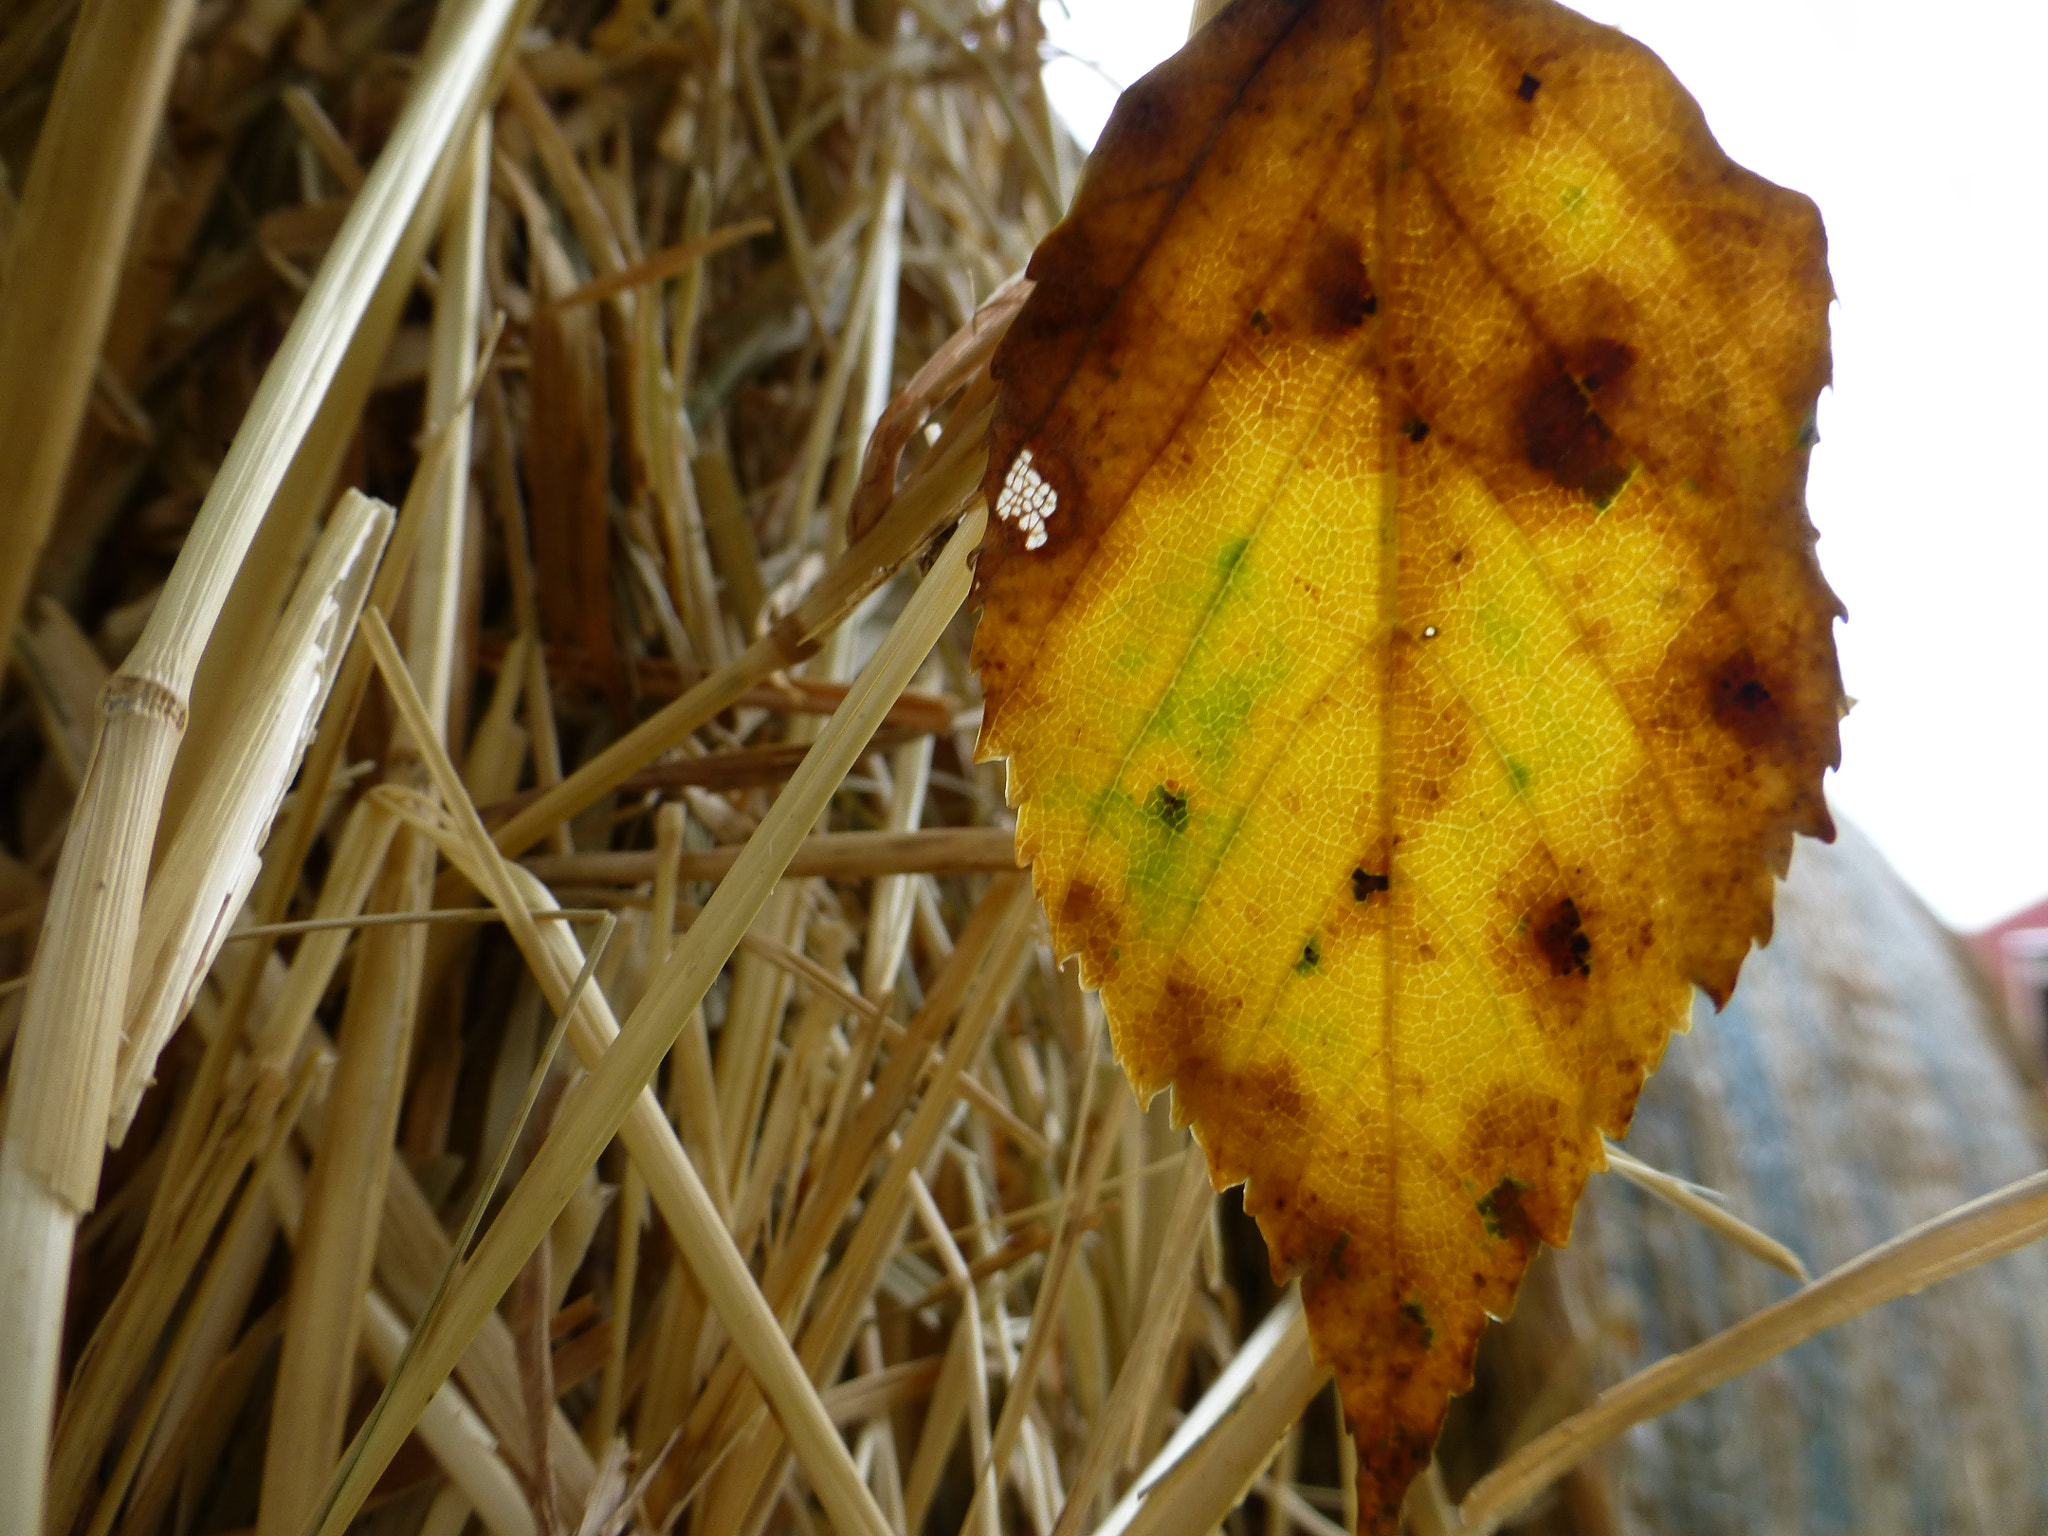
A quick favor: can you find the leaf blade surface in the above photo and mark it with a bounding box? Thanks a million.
[972,0,1842,1523]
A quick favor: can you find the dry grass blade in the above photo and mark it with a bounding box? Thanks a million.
[223,906,610,940]
[907,1172,998,1536]
[1457,1166,2048,1533]
[847,277,1027,543]
[0,0,528,1516]
[75,1054,320,1536]
[664,868,1034,1486]
[262,102,495,1536]
[687,879,1039,1534]
[1052,1143,1214,1536]
[486,401,992,861]
[550,219,775,311]
[309,506,986,1536]
[0,0,200,657]
[1602,1140,1809,1282]
[962,1018,1123,1533]
[1093,1290,1328,1536]
[267,1150,541,1536]
[523,827,1019,885]
[360,1291,539,1536]
[345,875,615,1508]
[574,1430,679,1536]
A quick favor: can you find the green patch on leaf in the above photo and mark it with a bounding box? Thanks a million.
[1147,784,1190,833]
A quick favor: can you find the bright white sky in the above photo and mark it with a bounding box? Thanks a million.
[1039,0,2048,932]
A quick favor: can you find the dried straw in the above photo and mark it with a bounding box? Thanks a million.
[3,5,2043,1536]
[0,2,528,1519]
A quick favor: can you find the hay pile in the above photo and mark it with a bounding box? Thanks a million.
[5,5,2045,1536]
[0,4,1342,1535]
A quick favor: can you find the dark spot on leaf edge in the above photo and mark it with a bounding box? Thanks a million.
[1709,650,1788,750]
[1477,1176,1539,1246]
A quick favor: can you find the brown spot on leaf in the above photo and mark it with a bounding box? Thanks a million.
[1306,233,1375,334]
[1519,347,1637,507]
[1259,1189,1343,1281]
[1246,1054,1308,1125]
[1456,1083,1577,1259]
[1059,878,1104,933]
[1353,868,1391,901]
[1009,221,1116,348]
[1477,1176,1539,1248]
[1609,1075,1648,1137]
[1517,72,1542,101]
[1709,650,1786,749]
[1577,337,1637,393]
[1111,74,1180,156]
[1056,879,1122,982]
[1534,897,1592,978]
[1152,968,1261,1126]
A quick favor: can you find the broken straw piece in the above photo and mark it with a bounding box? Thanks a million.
[110,492,393,1145]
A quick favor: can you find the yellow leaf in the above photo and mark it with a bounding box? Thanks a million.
[970,0,1844,1524]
